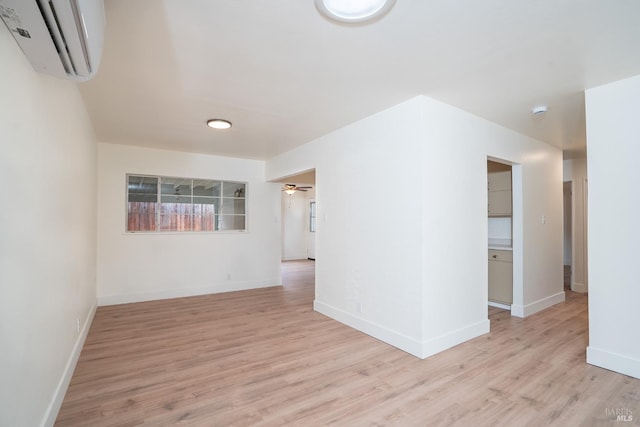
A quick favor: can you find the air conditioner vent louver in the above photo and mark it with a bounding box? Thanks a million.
[43,0,76,74]
[0,0,105,81]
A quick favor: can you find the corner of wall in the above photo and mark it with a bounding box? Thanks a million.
[41,304,97,427]
[571,282,587,293]
[420,319,490,359]
[511,291,565,318]
[314,300,423,358]
[587,346,640,380]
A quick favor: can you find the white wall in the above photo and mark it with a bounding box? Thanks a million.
[563,158,588,292]
[0,26,97,427]
[266,96,563,358]
[419,96,563,352]
[585,74,640,379]
[281,188,315,260]
[97,144,281,305]
[269,98,426,354]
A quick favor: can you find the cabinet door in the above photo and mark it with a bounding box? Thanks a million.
[488,171,512,191]
[488,250,513,304]
[488,190,512,216]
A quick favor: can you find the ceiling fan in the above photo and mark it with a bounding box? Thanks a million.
[282,184,312,195]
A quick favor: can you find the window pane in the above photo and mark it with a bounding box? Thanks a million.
[221,198,245,215]
[159,214,192,231]
[160,177,191,197]
[193,180,220,197]
[310,201,316,232]
[129,194,156,203]
[212,181,222,197]
[218,215,245,231]
[160,194,192,204]
[128,201,156,214]
[127,176,158,231]
[193,197,217,226]
[159,202,192,215]
[128,213,156,231]
[192,213,216,231]
[223,182,246,198]
[193,196,220,207]
[128,176,157,203]
[128,176,158,195]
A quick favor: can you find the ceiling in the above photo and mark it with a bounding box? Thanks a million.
[275,170,316,186]
[79,0,640,160]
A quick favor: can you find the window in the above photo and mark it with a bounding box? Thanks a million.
[309,201,316,232]
[127,175,246,232]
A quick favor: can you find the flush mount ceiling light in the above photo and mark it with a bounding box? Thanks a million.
[314,0,396,23]
[531,105,548,115]
[206,119,232,130]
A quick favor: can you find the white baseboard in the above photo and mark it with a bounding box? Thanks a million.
[314,300,423,357]
[282,254,308,261]
[421,319,490,359]
[98,279,282,306]
[587,346,640,380]
[510,305,524,317]
[510,291,565,318]
[488,301,511,310]
[314,300,489,360]
[571,282,587,293]
[41,304,96,427]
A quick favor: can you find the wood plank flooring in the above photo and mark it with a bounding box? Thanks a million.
[56,260,639,426]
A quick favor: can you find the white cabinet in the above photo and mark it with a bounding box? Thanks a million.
[488,171,511,191]
[488,191,512,216]
[488,250,513,305]
[488,171,512,217]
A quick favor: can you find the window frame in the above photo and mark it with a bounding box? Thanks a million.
[309,201,316,232]
[125,174,248,233]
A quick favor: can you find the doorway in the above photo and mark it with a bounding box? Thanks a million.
[276,169,316,262]
[276,169,317,303]
[486,157,524,317]
[487,160,513,311]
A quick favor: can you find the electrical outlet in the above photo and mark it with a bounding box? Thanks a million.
[76,318,80,333]
[227,274,231,280]
[357,302,363,313]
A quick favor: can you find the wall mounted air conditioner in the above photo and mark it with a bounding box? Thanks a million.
[0,0,105,81]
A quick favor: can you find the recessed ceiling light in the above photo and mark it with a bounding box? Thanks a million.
[531,105,548,115]
[315,0,396,23]
[206,119,232,130]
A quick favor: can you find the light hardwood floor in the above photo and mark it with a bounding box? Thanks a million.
[56,260,638,426]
